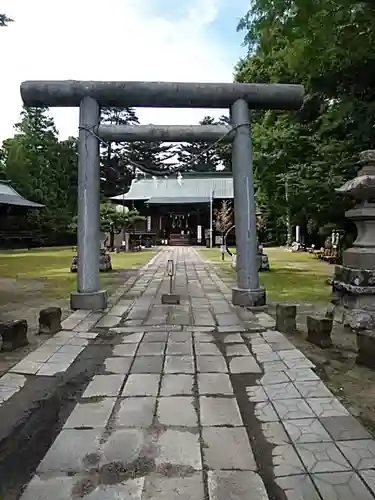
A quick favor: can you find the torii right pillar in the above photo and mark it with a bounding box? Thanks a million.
[231,99,265,308]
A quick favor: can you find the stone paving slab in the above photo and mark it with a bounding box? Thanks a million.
[13,247,375,499]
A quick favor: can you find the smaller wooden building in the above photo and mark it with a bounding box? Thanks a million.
[111,172,234,247]
[0,181,44,248]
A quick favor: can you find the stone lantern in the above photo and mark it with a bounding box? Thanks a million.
[331,150,375,330]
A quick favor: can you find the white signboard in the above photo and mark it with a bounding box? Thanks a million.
[147,216,151,232]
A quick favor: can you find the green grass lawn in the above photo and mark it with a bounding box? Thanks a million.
[200,247,332,304]
[0,247,158,303]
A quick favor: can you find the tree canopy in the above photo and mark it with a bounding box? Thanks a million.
[234,0,375,244]
[2,0,372,247]
[0,14,13,27]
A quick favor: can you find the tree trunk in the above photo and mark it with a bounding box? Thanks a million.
[109,230,115,252]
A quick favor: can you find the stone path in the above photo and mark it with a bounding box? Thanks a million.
[6,247,375,499]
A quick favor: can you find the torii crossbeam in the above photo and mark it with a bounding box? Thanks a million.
[21,80,304,310]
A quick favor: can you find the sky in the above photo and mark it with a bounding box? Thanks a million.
[0,0,249,142]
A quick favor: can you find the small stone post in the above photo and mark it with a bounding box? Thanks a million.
[356,330,375,369]
[276,304,297,334]
[0,320,29,351]
[39,307,62,335]
[307,316,333,348]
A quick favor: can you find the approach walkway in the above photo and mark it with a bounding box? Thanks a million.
[11,247,375,499]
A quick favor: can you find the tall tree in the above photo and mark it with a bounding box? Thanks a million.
[127,140,175,176]
[0,107,78,241]
[100,107,139,198]
[0,14,13,27]
[234,0,373,244]
[177,116,221,172]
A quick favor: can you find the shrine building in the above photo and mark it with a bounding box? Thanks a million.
[111,172,234,247]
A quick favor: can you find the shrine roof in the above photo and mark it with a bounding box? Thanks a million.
[0,181,44,208]
[111,173,233,204]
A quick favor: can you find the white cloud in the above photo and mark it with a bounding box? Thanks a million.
[0,0,240,142]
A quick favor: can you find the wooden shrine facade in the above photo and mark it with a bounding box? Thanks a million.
[111,172,235,247]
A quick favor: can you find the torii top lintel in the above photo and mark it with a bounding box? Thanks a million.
[20,80,304,110]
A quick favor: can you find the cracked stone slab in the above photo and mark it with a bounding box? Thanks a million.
[200,396,243,426]
[312,471,374,500]
[143,473,204,500]
[194,342,222,356]
[256,351,282,363]
[337,440,375,470]
[165,355,195,374]
[261,422,290,445]
[104,357,133,374]
[268,339,295,350]
[75,478,145,499]
[229,356,261,374]
[113,344,139,357]
[197,355,228,373]
[18,475,75,500]
[166,342,193,355]
[294,380,333,398]
[114,397,156,427]
[37,428,103,474]
[63,399,116,429]
[306,397,350,418]
[283,418,332,443]
[285,368,319,382]
[193,332,216,343]
[82,374,125,398]
[295,442,351,473]
[284,357,315,370]
[122,374,160,396]
[272,444,306,476]
[254,402,280,422]
[198,373,233,395]
[257,371,290,386]
[320,415,371,441]
[262,330,286,342]
[202,427,257,470]
[262,361,290,372]
[157,396,198,426]
[207,471,269,500]
[101,428,147,464]
[273,398,316,420]
[247,386,268,403]
[155,428,202,470]
[117,332,144,343]
[276,474,322,500]
[277,349,307,361]
[359,470,375,496]
[222,334,244,343]
[137,342,166,356]
[131,356,164,374]
[225,344,252,356]
[263,382,301,400]
[160,374,194,395]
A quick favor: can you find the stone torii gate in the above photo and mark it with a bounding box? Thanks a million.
[21,80,304,311]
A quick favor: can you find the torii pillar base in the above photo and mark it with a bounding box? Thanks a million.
[70,290,108,311]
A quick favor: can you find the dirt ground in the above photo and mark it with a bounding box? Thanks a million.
[0,269,139,375]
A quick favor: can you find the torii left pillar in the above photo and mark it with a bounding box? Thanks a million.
[70,96,107,310]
